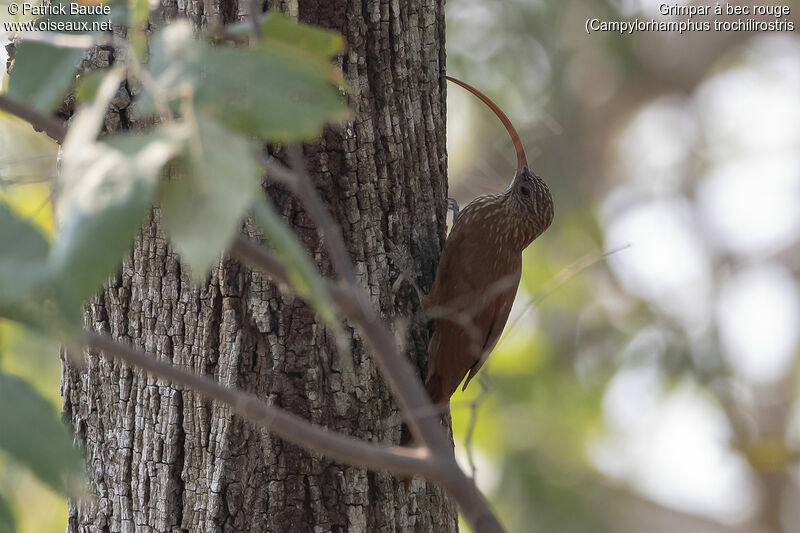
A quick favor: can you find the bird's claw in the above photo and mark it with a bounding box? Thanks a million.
[447,197,460,221]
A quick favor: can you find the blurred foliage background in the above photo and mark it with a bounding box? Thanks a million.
[3,0,800,531]
[0,62,64,529]
[446,1,800,532]
[0,23,64,523]
[0,142,64,529]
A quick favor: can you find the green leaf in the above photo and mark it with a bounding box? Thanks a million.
[227,12,344,58]
[129,0,150,29]
[127,0,150,59]
[0,322,61,403]
[52,68,186,306]
[262,12,344,58]
[0,372,84,495]
[0,494,14,533]
[0,202,49,283]
[0,202,54,325]
[7,41,86,112]
[75,70,107,104]
[141,21,349,141]
[52,124,187,305]
[252,200,351,369]
[160,117,260,278]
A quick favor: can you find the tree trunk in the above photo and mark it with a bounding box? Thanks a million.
[62,0,457,531]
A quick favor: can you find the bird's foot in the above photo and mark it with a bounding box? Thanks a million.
[447,197,460,221]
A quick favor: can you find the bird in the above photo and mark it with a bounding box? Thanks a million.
[402,76,554,445]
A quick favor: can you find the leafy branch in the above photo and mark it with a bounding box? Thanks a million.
[0,9,507,533]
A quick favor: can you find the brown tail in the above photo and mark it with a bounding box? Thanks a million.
[399,375,446,446]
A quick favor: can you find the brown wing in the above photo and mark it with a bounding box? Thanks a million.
[461,281,516,391]
[423,223,521,403]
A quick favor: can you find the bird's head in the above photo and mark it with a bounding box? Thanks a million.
[508,166,554,243]
[445,76,554,248]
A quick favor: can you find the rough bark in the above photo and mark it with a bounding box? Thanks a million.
[62,0,457,531]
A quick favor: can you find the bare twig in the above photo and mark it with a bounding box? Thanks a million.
[257,153,295,184]
[120,41,173,123]
[0,172,57,186]
[83,331,433,477]
[286,145,360,289]
[255,149,441,447]
[259,149,360,290]
[230,235,446,453]
[238,0,262,45]
[497,244,631,350]
[2,79,507,533]
[0,151,59,166]
[455,246,630,479]
[229,236,506,533]
[0,95,66,143]
[246,0,263,42]
[464,377,491,478]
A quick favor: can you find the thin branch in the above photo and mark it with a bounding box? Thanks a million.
[496,244,631,351]
[230,236,506,532]
[83,331,434,477]
[464,377,491,478]
[0,151,59,166]
[230,235,447,453]
[120,40,173,123]
[258,150,359,290]
[251,150,447,447]
[257,153,295,185]
[246,0,263,42]
[82,294,504,532]
[0,59,506,533]
[203,0,224,35]
[0,94,66,143]
[287,145,360,289]
[0,172,57,186]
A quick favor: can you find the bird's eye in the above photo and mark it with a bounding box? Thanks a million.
[520,185,530,196]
